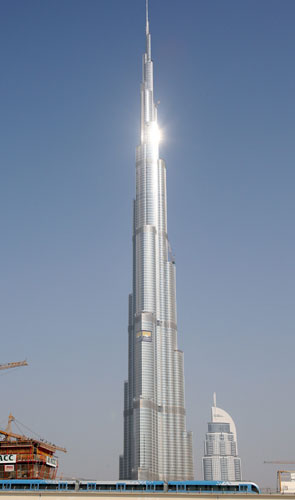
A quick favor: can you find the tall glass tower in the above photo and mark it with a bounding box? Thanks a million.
[119,1,193,482]
[202,394,242,481]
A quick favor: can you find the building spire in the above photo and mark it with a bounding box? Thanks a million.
[145,0,151,62]
[146,0,149,35]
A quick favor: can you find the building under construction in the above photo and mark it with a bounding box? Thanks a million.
[0,414,66,480]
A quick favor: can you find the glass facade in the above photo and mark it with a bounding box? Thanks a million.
[119,2,193,481]
[202,399,241,481]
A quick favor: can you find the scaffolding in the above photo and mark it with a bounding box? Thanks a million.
[0,415,66,480]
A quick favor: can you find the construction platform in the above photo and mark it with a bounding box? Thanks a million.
[0,414,66,480]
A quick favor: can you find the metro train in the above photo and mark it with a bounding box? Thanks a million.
[0,479,260,494]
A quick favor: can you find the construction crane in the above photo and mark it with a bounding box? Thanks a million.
[0,360,28,371]
[264,463,295,493]
[0,414,67,454]
[264,461,295,464]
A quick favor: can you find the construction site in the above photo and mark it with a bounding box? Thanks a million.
[0,361,66,481]
[1,360,295,500]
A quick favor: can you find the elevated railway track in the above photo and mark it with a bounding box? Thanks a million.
[0,492,294,500]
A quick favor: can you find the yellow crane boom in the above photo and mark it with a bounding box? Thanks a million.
[0,360,28,371]
[0,428,67,453]
[0,415,67,454]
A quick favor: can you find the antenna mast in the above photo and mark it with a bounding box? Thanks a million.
[146,0,149,35]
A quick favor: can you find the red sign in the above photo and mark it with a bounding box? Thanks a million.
[4,465,14,472]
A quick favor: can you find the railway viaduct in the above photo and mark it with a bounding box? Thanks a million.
[0,493,294,500]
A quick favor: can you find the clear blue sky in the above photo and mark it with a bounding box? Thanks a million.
[0,0,294,489]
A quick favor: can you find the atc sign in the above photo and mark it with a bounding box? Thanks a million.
[0,454,16,464]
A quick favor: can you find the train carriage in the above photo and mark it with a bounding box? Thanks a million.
[0,479,260,494]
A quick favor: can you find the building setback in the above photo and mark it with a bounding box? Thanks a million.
[119,0,194,481]
[203,394,242,481]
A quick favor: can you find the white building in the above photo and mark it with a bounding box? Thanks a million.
[278,471,295,493]
[202,394,242,481]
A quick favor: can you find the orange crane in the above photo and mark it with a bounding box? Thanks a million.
[0,360,28,371]
[0,413,67,454]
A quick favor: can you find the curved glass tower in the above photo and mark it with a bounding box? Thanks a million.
[119,1,194,482]
[202,394,242,481]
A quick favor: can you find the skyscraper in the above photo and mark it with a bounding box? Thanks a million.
[202,394,242,481]
[119,1,193,481]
